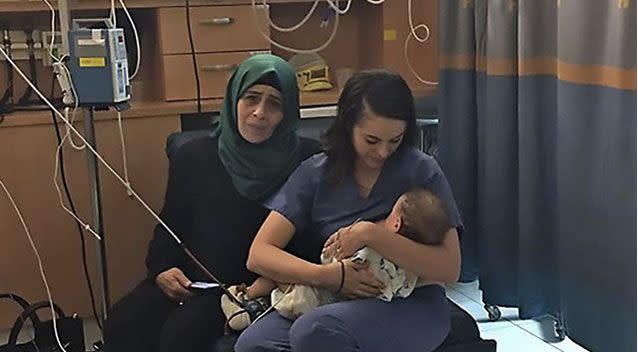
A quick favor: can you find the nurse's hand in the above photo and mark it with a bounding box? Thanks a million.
[339,260,385,299]
[324,221,375,260]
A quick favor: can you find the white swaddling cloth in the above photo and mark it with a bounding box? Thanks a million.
[347,247,419,302]
[271,246,419,320]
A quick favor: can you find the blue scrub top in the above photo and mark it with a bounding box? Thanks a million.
[266,148,464,246]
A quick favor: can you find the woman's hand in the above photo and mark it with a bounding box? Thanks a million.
[333,260,385,299]
[155,267,194,300]
[324,221,376,260]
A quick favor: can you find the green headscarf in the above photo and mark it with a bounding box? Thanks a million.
[214,54,301,202]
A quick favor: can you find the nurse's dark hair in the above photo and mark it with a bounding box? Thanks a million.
[320,69,417,186]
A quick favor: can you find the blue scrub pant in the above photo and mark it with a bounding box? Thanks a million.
[235,285,450,352]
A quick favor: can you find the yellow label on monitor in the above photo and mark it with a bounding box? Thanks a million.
[383,29,397,41]
[79,57,106,67]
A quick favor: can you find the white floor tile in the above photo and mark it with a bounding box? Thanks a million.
[484,305,520,322]
[448,282,527,324]
[448,280,480,294]
[480,326,562,352]
[449,281,484,303]
[478,320,519,334]
[448,280,592,352]
[452,296,520,332]
[551,338,592,352]
[83,318,103,351]
[462,289,484,303]
[514,319,590,351]
[445,288,470,305]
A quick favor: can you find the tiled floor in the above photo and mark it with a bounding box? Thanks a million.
[447,280,590,352]
[2,281,593,351]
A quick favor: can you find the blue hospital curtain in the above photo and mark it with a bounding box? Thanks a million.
[438,1,636,351]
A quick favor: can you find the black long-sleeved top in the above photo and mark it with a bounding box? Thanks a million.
[145,135,321,285]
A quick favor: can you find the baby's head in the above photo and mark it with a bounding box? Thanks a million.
[384,188,452,245]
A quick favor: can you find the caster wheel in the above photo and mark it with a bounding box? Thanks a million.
[484,304,501,321]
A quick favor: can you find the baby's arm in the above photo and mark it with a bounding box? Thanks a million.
[247,276,278,299]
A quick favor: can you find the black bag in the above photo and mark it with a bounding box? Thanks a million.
[434,299,496,352]
[0,293,85,352]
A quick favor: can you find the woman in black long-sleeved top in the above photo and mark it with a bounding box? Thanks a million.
[103,54,321,352]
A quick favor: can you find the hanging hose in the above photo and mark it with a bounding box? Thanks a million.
[18,29,40,106]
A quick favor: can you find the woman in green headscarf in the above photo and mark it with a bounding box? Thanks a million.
[103,54,321,352]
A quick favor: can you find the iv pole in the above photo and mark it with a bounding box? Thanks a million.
[58,0,111,321]
[83,107,110,320]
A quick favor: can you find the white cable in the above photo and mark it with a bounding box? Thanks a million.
[110,0,117,28]
[404,0,437,85]
[40,0,61,64]
[58,63,84,151]
[250,0,385,53]
[53,122,102,241]
[116,110,133,196]
[268,0,317,32]
[38,0,93,243]
[323,0,352,15]
[323,0,385,15]
[0,178,69,352]
[118,0,141,80]
[41,0,79,108]
[404,26,437,86]
[251,0,339,54]
[408,0,428,43]
[65,107,86,151]
[251,283,293,324]
[58,56,81,112]
[263,0,319,32]
[0,46,184,246]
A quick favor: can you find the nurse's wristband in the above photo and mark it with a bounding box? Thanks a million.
[337,260,345,293]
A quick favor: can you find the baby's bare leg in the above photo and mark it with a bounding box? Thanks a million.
[247,277,279,299]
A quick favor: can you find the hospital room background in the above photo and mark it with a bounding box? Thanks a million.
[0,0,635,351]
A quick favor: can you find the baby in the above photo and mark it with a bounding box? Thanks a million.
[270,187,452,320]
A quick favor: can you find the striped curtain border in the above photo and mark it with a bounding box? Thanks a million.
[440,54,636,90]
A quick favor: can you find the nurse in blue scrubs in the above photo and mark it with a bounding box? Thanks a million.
[235,70,464,352]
